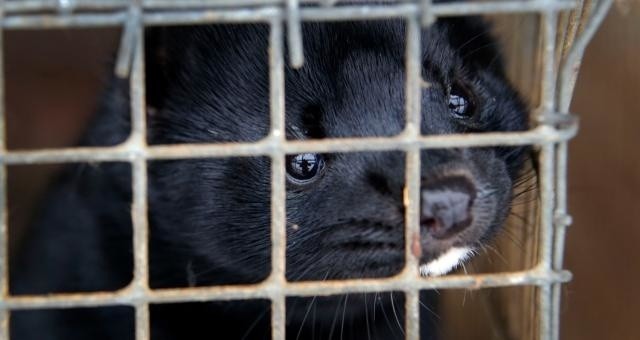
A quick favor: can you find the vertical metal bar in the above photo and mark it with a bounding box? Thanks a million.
[537,143,556,340]
[269,18,286,143]
[558,0,613,112]
[557,0,585,64]
[128,11,150,340]
[0,161,7,340]
[538,283,553,340]
[404,142,422,340]
[539,11,558,115]
[128,15,145,142]
[537,5,559,339]
[0,310,6,340]
[115,6,141,78]
[286,0,303,68]
[420,0,435,26]
[404,288,420,340]
[268,16,287,340]
[0,0,9,338]
[404,14,423,134]
[551,2,612,339]
[403,13,422,340]
[553,2,612,339]
[0,0,3,154]
[549,142,569,340]
[132,158,150,340]
[130,23,147,288]
[135,303,150,340]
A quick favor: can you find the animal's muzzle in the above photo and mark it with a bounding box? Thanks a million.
[420,175,477,239]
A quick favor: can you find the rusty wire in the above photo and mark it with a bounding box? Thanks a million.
[0,1,613,340]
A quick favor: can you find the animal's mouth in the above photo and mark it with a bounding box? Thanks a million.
[419,246,474,277]
[339,239,474,272]
[323,221,475,277]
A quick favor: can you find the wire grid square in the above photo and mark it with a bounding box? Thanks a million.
[0,0,613,339]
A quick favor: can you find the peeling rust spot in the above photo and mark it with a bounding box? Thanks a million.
[411,231,422,259]
[472,277,483,290]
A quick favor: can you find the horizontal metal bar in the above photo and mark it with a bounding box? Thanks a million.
[0,125,576,165]
[3,0,577,14]
[2,0,301,13]
[1,1,578,29]
[142,6,278,25]
[432,0,575,16]
[2,268,571,310]
[2,11,129,28]
[4,0,127,13]
[0,0,335,14]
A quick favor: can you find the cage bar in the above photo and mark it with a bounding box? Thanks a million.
[285,0,303,68]
[0,1,613,340]
[0,269,571,310]
[0,0,8,338]
[267,15,287,340]
[129,11,150,339]
[1,0,577,14]
[115,5,141,78]
[0,126,578,165]
[402,12,423,340]
[1,2,579,29]
[536,6,560,339]
[550,2,614,339]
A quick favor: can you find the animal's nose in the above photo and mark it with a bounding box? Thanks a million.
[420,176,476,239]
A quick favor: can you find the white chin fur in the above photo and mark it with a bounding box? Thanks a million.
[419,247,473,277]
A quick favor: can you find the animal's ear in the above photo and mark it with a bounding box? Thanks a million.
[443,17,506,77]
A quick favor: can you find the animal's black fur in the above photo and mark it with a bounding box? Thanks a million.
[10,17,528,340]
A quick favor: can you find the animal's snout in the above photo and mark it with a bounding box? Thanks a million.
[420,176,476,239]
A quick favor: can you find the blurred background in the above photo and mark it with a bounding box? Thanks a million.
[562,1,639,339]
[3,1,639,339]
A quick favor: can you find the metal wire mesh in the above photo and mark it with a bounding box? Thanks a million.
[0,0,614,339]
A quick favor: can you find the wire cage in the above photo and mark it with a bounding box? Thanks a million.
[0,0,613,339]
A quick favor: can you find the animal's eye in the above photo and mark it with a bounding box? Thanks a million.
[286,153,325,184]
[448,84,475,119]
